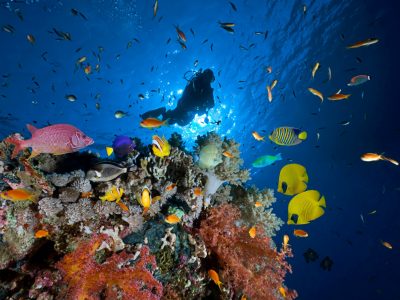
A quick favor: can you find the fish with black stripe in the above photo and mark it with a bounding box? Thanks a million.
[269,127,307,146]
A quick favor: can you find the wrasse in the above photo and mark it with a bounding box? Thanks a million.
[347,75,370,86]
[347,38,379,49]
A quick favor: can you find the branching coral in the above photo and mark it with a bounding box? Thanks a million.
[199,204,297,300]
[56,234,163,300]
[231,185,284,237]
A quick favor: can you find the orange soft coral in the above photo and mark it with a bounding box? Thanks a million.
[199,204,297,300]
[56,234,163,300]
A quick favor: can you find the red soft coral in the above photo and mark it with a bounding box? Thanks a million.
[199,204,297,300]
[56,234,163,300]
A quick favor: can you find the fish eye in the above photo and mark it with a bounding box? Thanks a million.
[282,181,288,193]
[290,214,298,224]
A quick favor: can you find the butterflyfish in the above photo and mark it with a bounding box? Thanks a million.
[269,127,307,146]
[287,190,326,225]
[278,163,309,196]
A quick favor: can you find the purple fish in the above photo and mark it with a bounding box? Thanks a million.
[112,136,135,158]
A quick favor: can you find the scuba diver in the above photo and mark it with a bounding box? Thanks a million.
[140,68,215,126]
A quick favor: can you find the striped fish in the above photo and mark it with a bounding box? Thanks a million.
[269,127,307,146]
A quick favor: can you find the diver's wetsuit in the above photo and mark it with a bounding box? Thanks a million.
[141,69,215,126]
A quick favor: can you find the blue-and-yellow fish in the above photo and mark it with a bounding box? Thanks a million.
[269,127,307,146]
[152,135,171,158]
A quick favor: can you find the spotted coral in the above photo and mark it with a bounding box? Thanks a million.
[56,234,163,300]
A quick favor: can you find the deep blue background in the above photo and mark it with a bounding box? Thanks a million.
[1,0,399,299]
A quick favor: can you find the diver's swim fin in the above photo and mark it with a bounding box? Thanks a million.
[140,107,167,120]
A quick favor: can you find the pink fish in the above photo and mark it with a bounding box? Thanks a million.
[6,124,93,159]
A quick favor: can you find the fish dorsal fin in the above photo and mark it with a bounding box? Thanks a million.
[26,124,38,135]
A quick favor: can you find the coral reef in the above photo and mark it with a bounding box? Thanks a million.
[0,132,295,299]
[199,204,297,300]
[56,234,163,300]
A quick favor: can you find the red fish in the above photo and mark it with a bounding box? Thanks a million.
[6,124,93,159]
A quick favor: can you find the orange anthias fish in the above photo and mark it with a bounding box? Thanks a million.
[361,153,399,166]
[328,93,351,101]
[249,226,256,238]
[27,34,35,44]
[222,151,234,158]
[84,65,91,75]
[283,234,289,251]
[255,201,263,207]
[175,26,186,42]
[165,214,181,224]
[293,229,309,238]
[278,286,287,298]
[266,85,272,102]
[381,241,393,250]
[0,189,37,202]
[208,269,223,290]
[252,131,265,141]
[193,187,203,197]
[140,117,168,129]
[166,183,177,191]
[308,88,324,102]
[34,229,49,238]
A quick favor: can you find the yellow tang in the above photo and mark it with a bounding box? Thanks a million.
[287,190,326,225]
[269,127,307,146]
[278,163,309,195]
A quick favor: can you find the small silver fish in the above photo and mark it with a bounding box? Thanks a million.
[86,162,133,182]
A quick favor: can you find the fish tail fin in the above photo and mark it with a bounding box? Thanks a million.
[163,118,169,126]
[298,131,307,140]
[319,196,326,208]
[5,135,27,159]
[381,155,399,166]
[276,153,282,160]
[142,207,149,215]
[217,281,223,291]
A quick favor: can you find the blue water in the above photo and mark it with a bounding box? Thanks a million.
[1,0,399,299]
